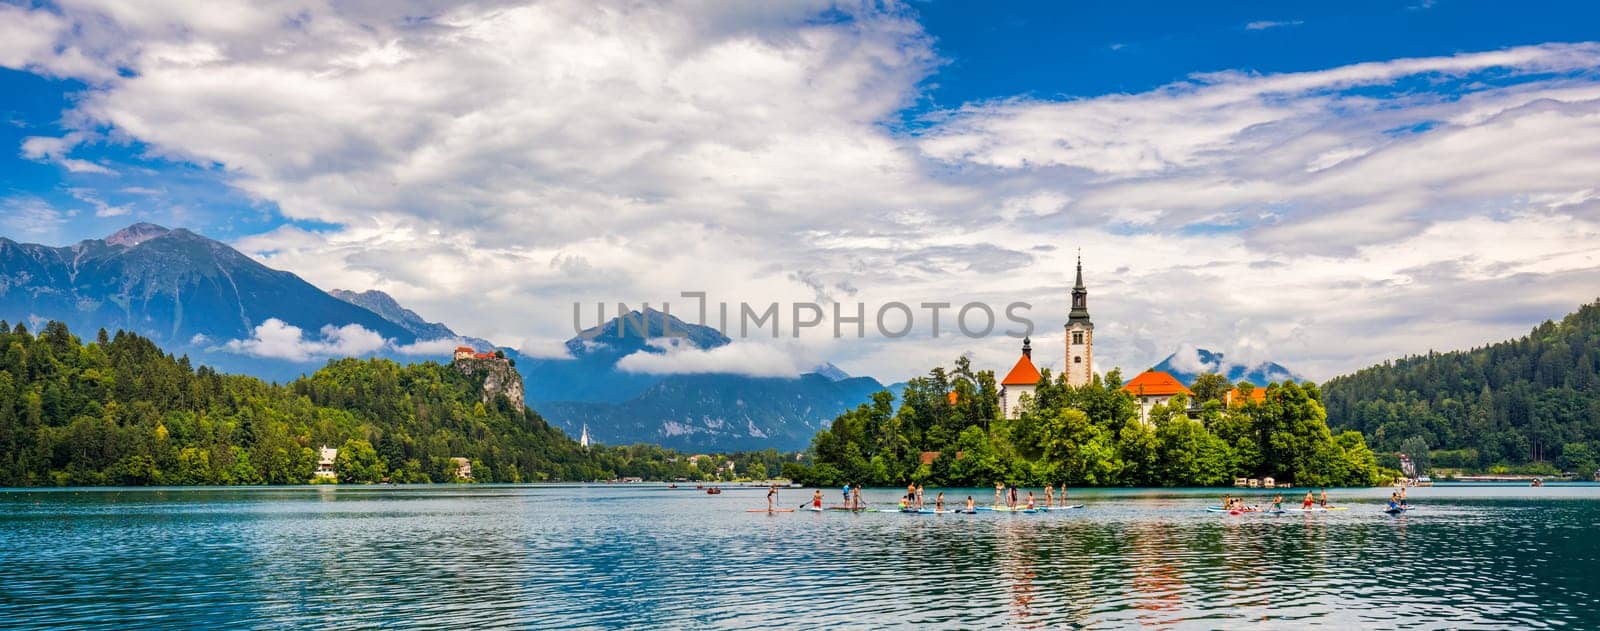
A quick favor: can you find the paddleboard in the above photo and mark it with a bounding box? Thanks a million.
[1038,504,1085,511]
[746,509,795,513]
[901,508,960,514]
[1384,506,1413,514]
[1285,507,1349,513]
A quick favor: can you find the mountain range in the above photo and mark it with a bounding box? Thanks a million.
[2,223,1315,452]
[521,307,887,450]
[1149,346,1301,387]
[0,223,888,451]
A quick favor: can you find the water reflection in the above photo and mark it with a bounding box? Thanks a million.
[1,485,1598,629]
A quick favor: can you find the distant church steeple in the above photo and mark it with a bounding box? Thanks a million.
[1064,251,1094,387]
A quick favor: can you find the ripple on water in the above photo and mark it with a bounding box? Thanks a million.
[2,485,1599,629]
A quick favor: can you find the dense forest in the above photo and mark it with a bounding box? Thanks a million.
[0,321,788,486]
[1323,301,1600,476]
[787,357,1391,488]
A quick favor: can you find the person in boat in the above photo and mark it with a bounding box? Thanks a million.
[966,496,976,512]
[1302,490,1314,509]
[936,492,945,511]
[767,484,778,511]
[1319,488,1329,508]
[813,489,823,509]
[1044,484,1054,508]
[1026,491,1036,510]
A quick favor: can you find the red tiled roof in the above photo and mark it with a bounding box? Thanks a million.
[455,346,475,353]
[1001,354,1042,386]
[1122,370,1190,397]
[1225,387,1267,405]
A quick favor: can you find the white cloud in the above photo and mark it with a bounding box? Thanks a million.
[393,337,467,356]
[1165,343,1216,374]
[220,318,389,362]
[0,197,71,241]
[4,2,1599,384]
[1245,20,1304,31]
[20,133,115,175]
[616,339,808,378]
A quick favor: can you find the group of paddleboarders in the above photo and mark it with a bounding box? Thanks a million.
[990,482,1072,509]
[1220,488,1341,513]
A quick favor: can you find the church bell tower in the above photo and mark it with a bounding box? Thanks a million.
[1065,252,1093,387]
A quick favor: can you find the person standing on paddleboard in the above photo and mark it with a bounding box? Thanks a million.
[842,482,851,508]
[916,483,926,510]
[1044,485,1054,508]
[1302,490,1314,509]
[1319,488,1329,508]
[936,492,945,512]
[767,484,778,511]
[851,484,862,510]
[1272,494,1283,512]
[966,496,976,513]
[813,489,823,510]
[994,482,1004,507]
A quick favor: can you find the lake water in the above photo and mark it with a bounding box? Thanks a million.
[2,484,1597,629]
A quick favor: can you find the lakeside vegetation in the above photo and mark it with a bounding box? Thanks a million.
[1324,300,1600,477]
[787,358,1393,488]
[0,321,781,486]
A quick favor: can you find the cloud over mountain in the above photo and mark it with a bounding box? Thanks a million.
[3,2,1600,383]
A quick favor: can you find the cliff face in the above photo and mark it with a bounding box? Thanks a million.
[453,357,525,410]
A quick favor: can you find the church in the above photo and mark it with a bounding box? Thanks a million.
[997,254,1184,422]
[1000,255,1095,418]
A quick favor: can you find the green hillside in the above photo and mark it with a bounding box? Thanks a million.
[1323,300,1600,475]
[0,320,772,486]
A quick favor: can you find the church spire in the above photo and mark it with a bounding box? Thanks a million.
[1074,249,1085,289]
[1069,251,1090,323]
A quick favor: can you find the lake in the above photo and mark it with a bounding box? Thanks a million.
[2,483,1597,629]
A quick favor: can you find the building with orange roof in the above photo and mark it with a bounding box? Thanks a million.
[1122,370,1191,423]
[1223,386,1267,407]
[1000,337,1042,418]
[453,346,476,361]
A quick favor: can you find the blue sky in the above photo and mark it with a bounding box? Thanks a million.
[3,1,1600,381]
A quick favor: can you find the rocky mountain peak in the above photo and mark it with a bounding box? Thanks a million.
[105,222,171,247]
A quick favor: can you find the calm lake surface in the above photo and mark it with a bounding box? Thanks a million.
[2,483,1598,629]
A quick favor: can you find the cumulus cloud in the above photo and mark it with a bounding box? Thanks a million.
[5,2,1600,383]
[616,339,807,378]
[221,318,390,362]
